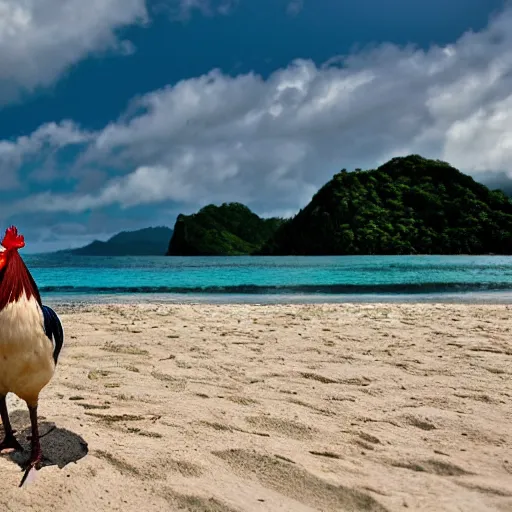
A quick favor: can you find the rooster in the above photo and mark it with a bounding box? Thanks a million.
[0,226,64,487]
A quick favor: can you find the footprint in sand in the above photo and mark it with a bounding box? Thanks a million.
[101,343,149,356]
[455,481,512,497]
[162,489,239,512]
[94,450,141,477]
[213,449,388,512]
[150,371,187,391]
[95,450,203,480]
[245,416,316,440]
[403,414,437,431]
[391,458,472,476]
[300,372,338,384]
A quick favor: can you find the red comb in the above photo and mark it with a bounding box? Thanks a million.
[1,226,25,250]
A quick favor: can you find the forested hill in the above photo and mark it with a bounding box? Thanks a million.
[167,203,284,255]
[259,155,512,255]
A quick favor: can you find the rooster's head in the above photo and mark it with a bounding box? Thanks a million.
[0,226,25,271]
[0,226,40,308]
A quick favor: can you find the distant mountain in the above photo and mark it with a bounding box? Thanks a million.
[167,203,285,256]
[259,155,512,255]
[61,227,173,256]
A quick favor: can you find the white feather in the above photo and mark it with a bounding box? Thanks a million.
[0,293,55,404]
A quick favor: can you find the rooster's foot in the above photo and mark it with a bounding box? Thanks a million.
[19,452,42,487]
[0,434,23,454]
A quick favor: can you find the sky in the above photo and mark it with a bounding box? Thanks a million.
[0,0,510,253]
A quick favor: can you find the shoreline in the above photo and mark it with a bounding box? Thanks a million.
[42,290,512,306]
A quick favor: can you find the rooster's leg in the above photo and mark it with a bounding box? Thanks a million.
[19,404,42,487]
[0,395,23,454]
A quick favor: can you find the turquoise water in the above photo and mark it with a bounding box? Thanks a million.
[22,254,512,303]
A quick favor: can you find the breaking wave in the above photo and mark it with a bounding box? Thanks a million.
[39,282,512,295]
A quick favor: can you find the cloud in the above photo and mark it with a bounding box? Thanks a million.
[0,121,92,189]
[443,94,512,173]
[0,0,148,104]
[163,0,238,19]
[0,0,242,105]
[16,165,185,213]
[5,5,512,239]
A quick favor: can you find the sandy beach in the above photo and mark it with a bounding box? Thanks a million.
[0,303,511,511]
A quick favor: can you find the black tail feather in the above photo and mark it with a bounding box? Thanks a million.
[41,305,64,364]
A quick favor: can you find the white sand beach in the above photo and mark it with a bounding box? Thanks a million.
[1,303,511,511]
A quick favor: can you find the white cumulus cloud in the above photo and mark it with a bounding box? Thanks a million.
[0,0,242,104]
[4,6,512,227]
[0,0,148,104]
[0,120,91,189]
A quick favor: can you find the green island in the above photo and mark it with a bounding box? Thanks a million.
[167,203,284,256]
[168,155,512,256]
[59,227,173,256]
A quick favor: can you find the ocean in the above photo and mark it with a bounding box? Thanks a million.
[22,254,512,304]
